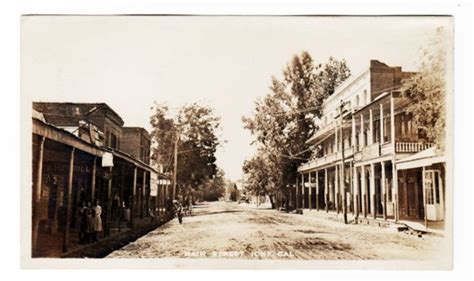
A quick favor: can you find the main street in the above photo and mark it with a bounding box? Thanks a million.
[107,201,443,260]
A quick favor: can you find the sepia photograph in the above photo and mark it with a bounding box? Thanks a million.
[20,14,457,269]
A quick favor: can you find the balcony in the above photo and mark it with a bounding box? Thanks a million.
[354,142,380,162]
[395,142,435,153]
[298,147,354,172]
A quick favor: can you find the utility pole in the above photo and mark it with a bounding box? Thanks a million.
[172,130,179,201]
[340,100,348,224]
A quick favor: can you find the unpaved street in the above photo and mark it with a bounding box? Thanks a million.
[107,201,444,260]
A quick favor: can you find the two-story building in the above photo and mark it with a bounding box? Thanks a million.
[121,127,152,165]
[32,102,171,257]
[296,60,446,228]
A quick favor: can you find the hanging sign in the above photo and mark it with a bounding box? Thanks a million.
[150,172,158,196]
[102,152,114,167]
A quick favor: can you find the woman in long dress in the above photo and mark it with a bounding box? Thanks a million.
[93,200,103,242]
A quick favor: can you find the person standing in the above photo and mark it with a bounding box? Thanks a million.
[85,201,94,244]
[92,200,103,242]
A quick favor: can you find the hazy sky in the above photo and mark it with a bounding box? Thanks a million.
[22,16,450,181]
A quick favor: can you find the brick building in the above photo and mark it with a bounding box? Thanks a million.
[121,127,151,165]
[33,102,124,149]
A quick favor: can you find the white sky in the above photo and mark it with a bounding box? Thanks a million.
[22,16,451,181]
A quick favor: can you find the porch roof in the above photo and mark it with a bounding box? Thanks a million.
[396,147,446,170]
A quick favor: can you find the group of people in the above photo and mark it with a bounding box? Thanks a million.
[77,200,103,245]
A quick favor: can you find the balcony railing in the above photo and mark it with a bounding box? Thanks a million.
[298,147,354,172]
[395,142,435,153]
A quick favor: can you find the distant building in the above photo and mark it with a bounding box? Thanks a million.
[121,127,151,164]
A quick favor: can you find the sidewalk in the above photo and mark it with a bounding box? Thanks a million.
[296,208,445,237]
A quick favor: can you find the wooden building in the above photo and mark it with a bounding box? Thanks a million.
[296,60,446,228]
[32,105,171,257]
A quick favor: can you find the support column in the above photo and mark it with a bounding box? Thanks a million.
[380,103,384,144]
[360,114,365,147]
[91,157,97,203]
[422,166,427,229]
[324,168,328,212]
[308,172,312,210]
[381,161,387,220]
[390,96,396,147]
[392,160,399,221]
[105,166,113,237]
[119,164,125,231]
[130,166,137,228]
[63,147,75,253]
[361,165,367,218]
[335,165,339,213]
[352,115,356,150]
[142,170,146,219]
[301,173,305,209]
[369,109,374,145]
[295,177,298,209]
[315,170,319,211]
[353,166,359,221]
[32,136,45,253]
[370,163,376,219]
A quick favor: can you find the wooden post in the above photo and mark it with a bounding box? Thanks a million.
[422,166,427,230]
[315,170,319,211]
[308,172,312,210]
[381,161,387,220]
[324,168,328,212]
[390,96,396,148]
[369,109,374,145]
[295,177,298,209]
[335,165,339,213]
[105,166,113,237]
[130,166,137,228]
[370,163,376,219]
[380,103,384,143]
[32,136,45,253]
[91,157,97,203]
[352,115,356,150]
[354,166,359,222]
[142,170,146,219]
[361,165,367,218]
[392,160,399,221]
[119,164,125,231]
[63,147,75,253]
[301,173,305,209]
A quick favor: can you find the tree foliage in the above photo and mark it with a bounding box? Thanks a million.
[403,27,448,151]
[150,102,221,199]
[242,52,350,207]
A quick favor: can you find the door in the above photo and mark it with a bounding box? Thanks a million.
[424,170,444,221]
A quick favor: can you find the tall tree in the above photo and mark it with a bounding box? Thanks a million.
[242,52,350,208]
[403,27,448,151]
[150,102,221,200]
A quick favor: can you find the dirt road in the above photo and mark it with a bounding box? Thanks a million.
[107,201,444,260]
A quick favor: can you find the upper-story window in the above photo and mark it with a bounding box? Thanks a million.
[72,107,81,116]
[363,90,368,105]
[355,95,360,107]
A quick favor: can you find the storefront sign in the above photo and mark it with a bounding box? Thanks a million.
[102,152,114,167]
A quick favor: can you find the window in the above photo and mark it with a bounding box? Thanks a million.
[355,95,360,107]
[363,90,368,105]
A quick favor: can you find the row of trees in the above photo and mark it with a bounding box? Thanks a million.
[242,52,351,208]
[149,102,226,203]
